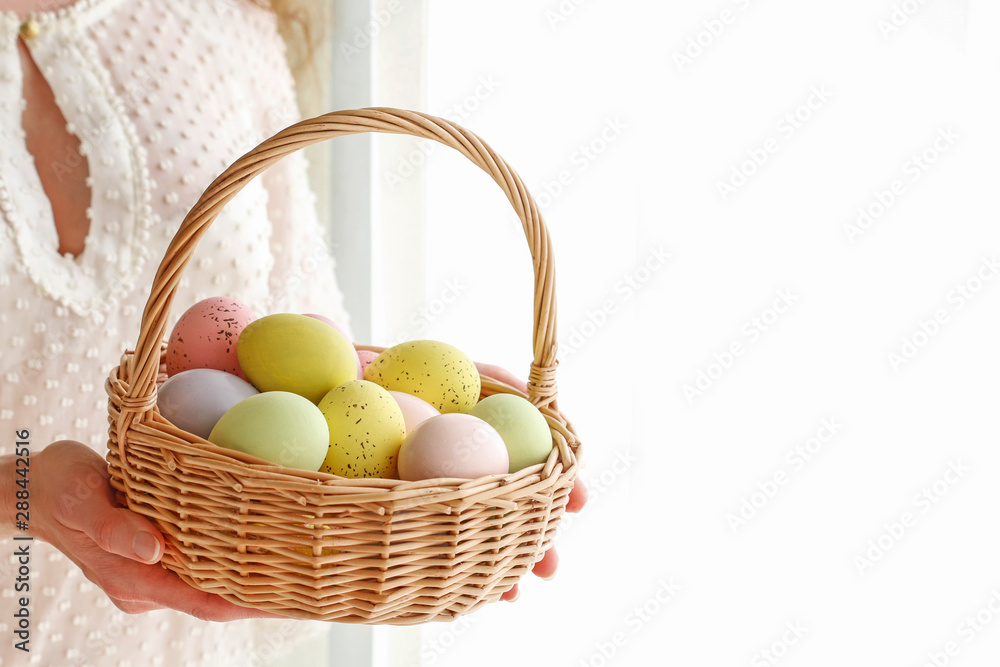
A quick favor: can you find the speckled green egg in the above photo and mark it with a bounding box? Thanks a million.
[237,313,358,403]
[318,380,406,478]
[363,340,481,413]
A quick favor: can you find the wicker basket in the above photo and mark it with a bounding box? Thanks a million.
[105,108,580,624]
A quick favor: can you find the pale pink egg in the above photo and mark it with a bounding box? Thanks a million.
[165,297,256,380]
[388,391,440,433]
[303,313,349,338]
[397,413,509,481]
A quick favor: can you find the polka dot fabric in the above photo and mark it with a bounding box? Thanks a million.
[0,0,348,664]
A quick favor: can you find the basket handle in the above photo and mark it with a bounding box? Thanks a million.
[122,108,559,423]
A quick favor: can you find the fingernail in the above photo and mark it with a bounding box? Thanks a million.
[132,531,160,562]
[541,573,556,582]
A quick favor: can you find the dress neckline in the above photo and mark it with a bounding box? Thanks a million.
[0,0,122,32]
[0,0,152,323]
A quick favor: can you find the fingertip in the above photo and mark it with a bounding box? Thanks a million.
[86,507,166,564]
[131,530,163,564]
[567,478,588,513]
[501,584,520,602]
[532,548,559,580]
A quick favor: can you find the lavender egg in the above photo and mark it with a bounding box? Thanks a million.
[157,368,259,440]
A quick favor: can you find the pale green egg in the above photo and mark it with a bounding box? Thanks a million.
[318,380,406,478]
[469,394,553,473]
[208,391,329,471]
[237,313,358,403]
[363,340,481,413]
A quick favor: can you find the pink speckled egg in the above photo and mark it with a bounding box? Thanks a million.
[165,297,256,380]
[304,313,363,379]
[357,349,379,376]
[397,413,509,481]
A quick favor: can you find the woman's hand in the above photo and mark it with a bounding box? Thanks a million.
[500,477,587,601]
[6,441,280,621]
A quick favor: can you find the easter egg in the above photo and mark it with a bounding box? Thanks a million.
[303,313,350,339]
[208,391,329,471]
[469,394,553,473]
[388,391,440,433]
[237,313,357,403]
[357,349,379,376]
[363,340,481,413]
[293,521,339,557]
[304,313,363,379]
[318,380,406,478]
[157,368,259,440]
[165,296,256,380]
[397,413,509,481]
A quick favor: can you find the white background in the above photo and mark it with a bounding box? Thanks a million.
[386,0,1000,665]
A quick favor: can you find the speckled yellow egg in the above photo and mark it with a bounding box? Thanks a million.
[363,340,481,413]
[318,380,406,478]
[237,313,358,403]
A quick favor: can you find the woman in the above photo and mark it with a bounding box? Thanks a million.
[0,0,583,664]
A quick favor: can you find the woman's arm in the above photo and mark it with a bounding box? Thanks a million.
[0,454,17,541]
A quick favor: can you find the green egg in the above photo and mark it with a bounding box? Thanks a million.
[469,394,553,473]
[237,313,358,403]
[208,391,329,471]
[363,340,481,413]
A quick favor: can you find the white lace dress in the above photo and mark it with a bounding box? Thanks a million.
[0,0,350,664]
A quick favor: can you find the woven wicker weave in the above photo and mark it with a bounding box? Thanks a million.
[105,108,580,624]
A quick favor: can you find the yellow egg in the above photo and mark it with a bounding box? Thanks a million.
[293,522,339,557]
[318,380,406,478]
[237,313,357,403]
[363,340,481,413]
